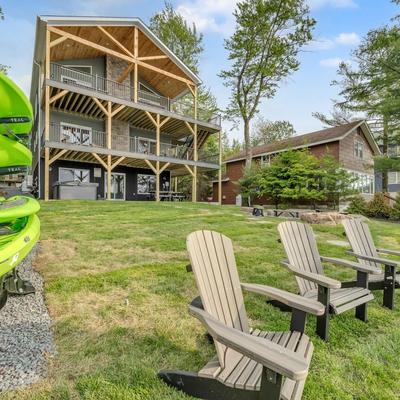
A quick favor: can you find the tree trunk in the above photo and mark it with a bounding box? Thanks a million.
[382,116,389,192]
[244,119,252,168]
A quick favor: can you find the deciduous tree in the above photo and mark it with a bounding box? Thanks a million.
[220,0,315,167]
[251,117,295,146]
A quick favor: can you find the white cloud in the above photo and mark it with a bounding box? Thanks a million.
[307,0,358,9]
[307,32,360,51]
[319,57,351,68]
[335,32,360,45]
[176,0,238,36]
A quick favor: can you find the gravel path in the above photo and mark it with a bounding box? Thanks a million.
[0,246,56,393]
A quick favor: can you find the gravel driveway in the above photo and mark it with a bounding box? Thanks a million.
[0,246,56,393]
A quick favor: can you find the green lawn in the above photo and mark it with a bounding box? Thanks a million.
[4,201,400,400]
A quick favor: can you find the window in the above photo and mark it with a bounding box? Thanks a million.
[60,122,92,146]
[61,65,93,88]
[349,171,374,194]
[136,137,157,155]
[354,141,364,159]
[59,168,90,183]
[260,155,271,166]
[388,145,400,157]
[137,174,156,194]
[388,172,400,185]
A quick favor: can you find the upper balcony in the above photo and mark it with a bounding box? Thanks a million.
[50,63,222,127]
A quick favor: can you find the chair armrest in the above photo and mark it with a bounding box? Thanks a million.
[320,256,382,275]
[282,261,341,289]
[241,283,325,316]
[347,251,399,268]
[189,305,309,381]
[377,248,400,257]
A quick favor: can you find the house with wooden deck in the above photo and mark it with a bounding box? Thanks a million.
[30,16,222,201]
[213,120,381,205]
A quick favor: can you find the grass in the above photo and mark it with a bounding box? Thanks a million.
[2,200,400,400]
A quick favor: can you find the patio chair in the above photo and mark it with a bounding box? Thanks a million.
[159,230,325,400]
[342,218,400,310]
[278,221,381,341]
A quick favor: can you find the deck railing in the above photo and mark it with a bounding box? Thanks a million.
[50,63,222,126]
[48,124,220,164]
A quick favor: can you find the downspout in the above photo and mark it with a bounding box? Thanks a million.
[33,59,42,199]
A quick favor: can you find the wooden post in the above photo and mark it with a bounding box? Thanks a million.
[218,130,222,205]
[156,114,160,202]
[106,101,112,200]
[134,27,138,102]
[174,177,178,192]
[44,28,51,201]
[192,123,198,203]
[194,85,198,120]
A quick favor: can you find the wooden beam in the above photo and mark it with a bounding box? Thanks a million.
[185,121,195,135]
[194,85,198,120]
[184,164,195,177]
[218,130,222,205]
[107,101,112,150]
[49,149,68,165]
[145,111,157,127]
[134,27,139,57]
[107,155,112,200]
[97,26,134,58]
[48,26,195,86]
[186,83,195,97]
[92,153,108,169]
[50,35,68,48]
[111,104,126,117]
[133,27,139,103]
[48,26,136,64]
[159,116,171,128]
[44,147,50,201]
[117,63,134,84]
[159,162,170,174]
[92,97,108,116]
[144,159,157,174]
[138,55,168,61]
[111,156,125,170]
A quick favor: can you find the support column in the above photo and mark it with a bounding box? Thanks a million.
[106,101,112,200]
[156,114,160,202]
[44,28,51,201]
[133,27,138,103]
[218,130,222,205]
[192,123,198,203]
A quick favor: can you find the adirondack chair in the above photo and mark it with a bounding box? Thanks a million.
[278,221,381,341]
[159,230,325,400]
[342,218,400,310]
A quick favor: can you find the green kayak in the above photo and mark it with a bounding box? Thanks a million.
[0,72,33,136]
[0,214,40,278]
[0,133,32,175]
[0,196,40,223]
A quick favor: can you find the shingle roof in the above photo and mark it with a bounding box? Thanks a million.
[226,120,364,163]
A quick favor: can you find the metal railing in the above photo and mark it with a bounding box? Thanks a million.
[49,123,106,148]
[50,63,222,126]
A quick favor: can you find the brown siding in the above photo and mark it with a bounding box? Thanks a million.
[339,127,374,173]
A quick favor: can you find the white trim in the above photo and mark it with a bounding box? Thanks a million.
[63,65,93,74]
[346,169,375,194]
[105,172,126,201]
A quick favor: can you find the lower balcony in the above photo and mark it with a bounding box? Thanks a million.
[47,123,218,165]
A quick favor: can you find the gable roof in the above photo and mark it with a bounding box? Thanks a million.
[30,15,201,102]
[226,120,381,163]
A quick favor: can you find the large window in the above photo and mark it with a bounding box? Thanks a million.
[137,174,156,194]
[136,137,157,155]
[60,122,92,146]
[59,168,90,183]
[354,141,364,159]
[349,171,374,194]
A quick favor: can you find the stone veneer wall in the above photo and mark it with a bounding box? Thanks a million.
[106,55,131,101]
[112,119,130,152]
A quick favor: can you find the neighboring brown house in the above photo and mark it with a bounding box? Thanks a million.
[212,120,381,205]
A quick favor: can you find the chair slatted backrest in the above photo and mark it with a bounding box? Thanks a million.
[187,230,250,367]
[278,221,324,295]
[342,219,380,268]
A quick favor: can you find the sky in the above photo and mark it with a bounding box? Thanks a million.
[0,0,398,143]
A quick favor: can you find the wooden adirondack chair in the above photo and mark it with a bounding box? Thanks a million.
[159,230,325,400]
[278,221,381,341]
[342,218,400,310]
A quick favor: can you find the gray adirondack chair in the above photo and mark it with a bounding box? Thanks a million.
[278,221,381,341]
[159,230,325,400]
[342,218,400,309]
